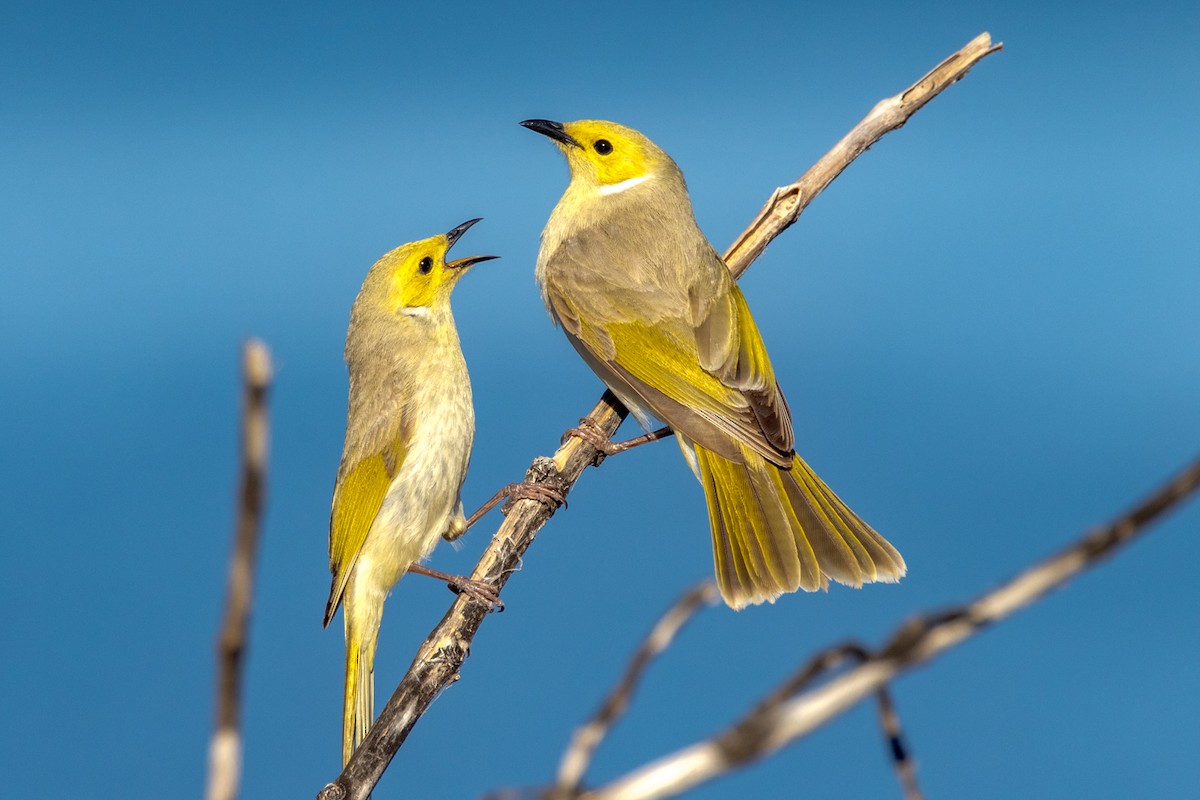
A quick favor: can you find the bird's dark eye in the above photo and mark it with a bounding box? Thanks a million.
[593,139,613,155]
[418,257,433,274]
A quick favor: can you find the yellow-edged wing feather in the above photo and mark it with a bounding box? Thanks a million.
[542,241,904,608]
[323,426,406,626]
[545,266,791,466]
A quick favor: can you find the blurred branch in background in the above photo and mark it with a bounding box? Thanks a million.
[561,455,1200,800]
[317,32,1003,800]
[206,341,273,800]
[541,581,923,800]
[550,582,721,800]
[530,625,924,800]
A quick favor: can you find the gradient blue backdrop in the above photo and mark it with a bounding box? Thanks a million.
[3,2,1197,797]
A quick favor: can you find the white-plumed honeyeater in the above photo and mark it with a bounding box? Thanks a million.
[324,219,496,765]
[521,119,905,610]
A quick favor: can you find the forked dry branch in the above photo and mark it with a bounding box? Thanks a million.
[567,454,1200,800]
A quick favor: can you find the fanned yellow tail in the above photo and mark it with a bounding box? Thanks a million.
[696,444,905,609]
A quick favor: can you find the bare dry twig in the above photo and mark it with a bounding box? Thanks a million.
[544,600,921,800]
[579,455,1200,800]
[734,641,922,800]
[550,582,721,798]
[316,32,1002,800]
[723,31,1003,274]
[875,683,922,800]
[206,340,273,800]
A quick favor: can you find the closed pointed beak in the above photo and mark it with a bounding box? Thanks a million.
[520,119,582,149]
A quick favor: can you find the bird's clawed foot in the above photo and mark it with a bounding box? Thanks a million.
[562,417,672,465]
[448,576,504,612]
[463,482,567,530]
[407,563,504,612]
[499,482,567,515]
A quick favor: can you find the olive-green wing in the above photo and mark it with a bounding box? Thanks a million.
[544,268,793,467]
[691,282,793,455]
[323,422,406,627]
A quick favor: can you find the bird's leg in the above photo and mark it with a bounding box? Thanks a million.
[407,563,504,612]
[459,482,567,533]
[562,416,673,461]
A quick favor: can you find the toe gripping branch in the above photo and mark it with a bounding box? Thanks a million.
[407,562,505,612]
[499,482,568,516]
[431,463,569,613]
[562,416,672,466]
[462,472,569,533]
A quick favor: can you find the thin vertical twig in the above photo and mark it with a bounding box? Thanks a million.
[206,340,273,800]
[874,685,922,800]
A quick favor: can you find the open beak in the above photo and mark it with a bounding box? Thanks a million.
[444,218,498,270]
[520,119,583,149]
[446,254,499,270]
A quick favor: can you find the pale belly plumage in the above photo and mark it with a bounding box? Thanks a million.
[346,353,473,615]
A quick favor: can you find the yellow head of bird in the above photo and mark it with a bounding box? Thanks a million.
[365,218,497,313]
[520,119,678,193]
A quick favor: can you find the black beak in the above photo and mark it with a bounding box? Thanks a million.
[446,254,499,271]
[446,217,482,248]
[520,119,583,149]
[444,219,498,270]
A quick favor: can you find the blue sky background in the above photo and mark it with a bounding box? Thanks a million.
[2,1,1197,797]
